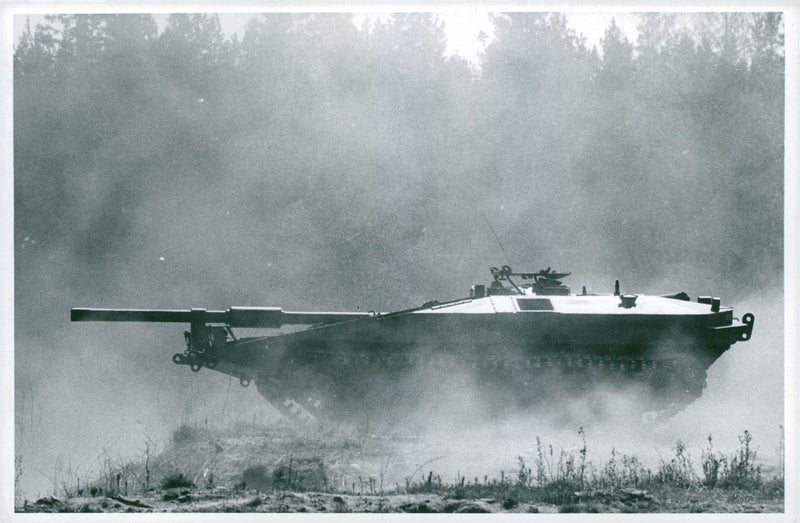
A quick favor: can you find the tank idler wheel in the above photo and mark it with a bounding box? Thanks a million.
[240,377,251,387]
[172,353,184,364]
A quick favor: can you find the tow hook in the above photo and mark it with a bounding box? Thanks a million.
[741,313,755,341]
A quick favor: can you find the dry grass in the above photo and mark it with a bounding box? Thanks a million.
[19,421,784,513]
[400,427,783,510]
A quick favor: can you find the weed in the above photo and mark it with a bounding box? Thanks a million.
[516,456,532,488]
[541,478,579,505]
[719,430,761,488]
[602,447,619,487]
[558,449,576,484]
[405,471,443,494]
[701,435,721,487]
[777,425,784,483]
[32,419,782,514]
[656,441,696,486]
[144,439,151,491]
[578,427,587,489]
[620,453,648,486]
[14,456,24,507]
[535,437,546,486]
[205,470,215,489]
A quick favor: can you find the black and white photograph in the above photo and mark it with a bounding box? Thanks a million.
[3,1,797,516]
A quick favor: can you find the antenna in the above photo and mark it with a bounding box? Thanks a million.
[482,213,512,266]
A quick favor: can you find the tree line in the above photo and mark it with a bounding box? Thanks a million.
[14,12,784,313]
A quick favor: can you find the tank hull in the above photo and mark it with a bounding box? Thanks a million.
[209,302,752,424]
[71,272,755,425]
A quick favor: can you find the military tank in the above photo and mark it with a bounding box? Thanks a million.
[71,266,754,424]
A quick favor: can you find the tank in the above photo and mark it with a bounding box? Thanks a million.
[71,266,754,424]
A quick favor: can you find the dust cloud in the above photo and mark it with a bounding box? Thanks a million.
[300,285,783,489]
[401,293,780,485]
[11,11,785,501]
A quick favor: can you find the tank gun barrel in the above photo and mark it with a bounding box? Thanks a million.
[70,307,370,328]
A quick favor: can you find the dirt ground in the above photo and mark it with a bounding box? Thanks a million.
[19,486,783,514]
[19,491,549,513]
[16,422,784,514]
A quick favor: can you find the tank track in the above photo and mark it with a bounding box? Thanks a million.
[255,377,321,426]
[258,346,709,426]
[172,337,708,426]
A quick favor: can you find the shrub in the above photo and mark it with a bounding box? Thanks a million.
[502,497,519,509]
[171,424,202,446]
[245,496,262,507]
[161,472,194,490]
[240,465,271,492]
[272,457,327,491]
